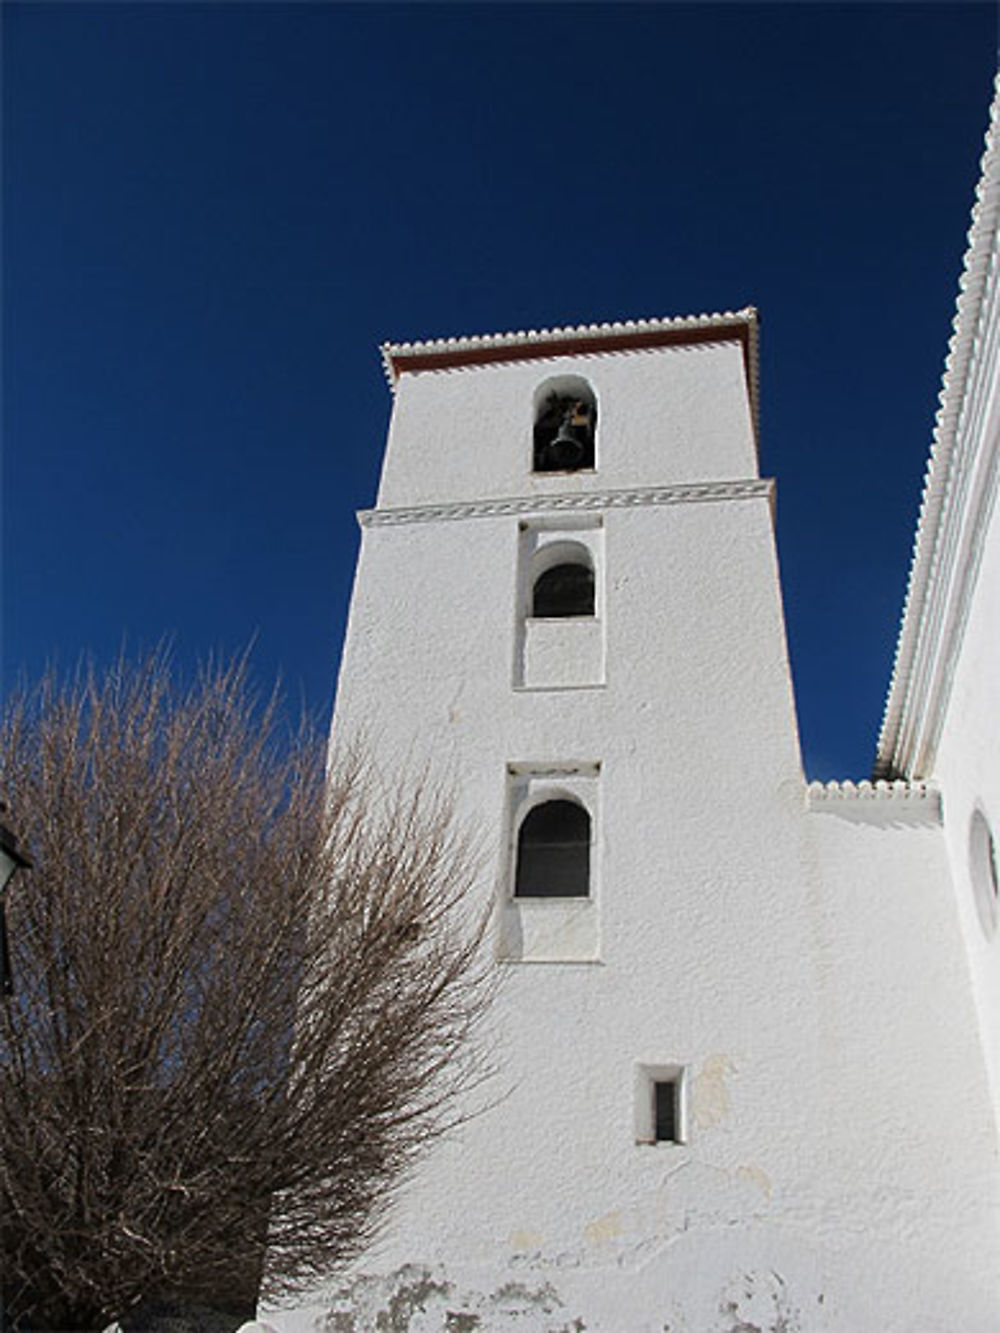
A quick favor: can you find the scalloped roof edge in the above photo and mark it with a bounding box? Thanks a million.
[874,73,1000,779]
[807,779,937,801]
[379,308,760,438]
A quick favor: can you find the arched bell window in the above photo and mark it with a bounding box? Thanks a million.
[515,798,590,898]
[532,561,595,618]
[533,376,596,473]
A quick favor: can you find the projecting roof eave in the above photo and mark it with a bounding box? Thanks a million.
[874,73,1000,781]
[379,307,761,444]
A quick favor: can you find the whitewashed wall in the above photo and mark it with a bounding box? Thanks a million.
[376,340,758,509]
[875,81,1000,1130]
[928,130,1000,1118]
[267,333,998,1331]
[934,503,1000,1116]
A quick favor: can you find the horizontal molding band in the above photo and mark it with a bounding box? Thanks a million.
[359,478,773,528]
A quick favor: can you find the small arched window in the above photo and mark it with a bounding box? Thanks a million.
[515,799,590,898]
[533,376,596,473]
[969,808,999,938]
[532,562,594,618]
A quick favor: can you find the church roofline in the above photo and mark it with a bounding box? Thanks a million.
[875,73,1000,781]
[380,308,760,440]
[807,778,941,824]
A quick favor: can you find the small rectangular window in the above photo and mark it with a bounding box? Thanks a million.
[654,1080,678,1143]
[635,1063,686,1145]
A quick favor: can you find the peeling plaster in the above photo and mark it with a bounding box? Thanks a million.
[715,1270,801,1333]
[311,1262,811,1332]
[321,1266,585,1332]
[444,1316,479,1332]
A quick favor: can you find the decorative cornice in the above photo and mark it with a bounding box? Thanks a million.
[875,75,1000,780]
[358,478,773,529]
[808,779,941,822]
[378,308,761,444]
[380,307,758,377]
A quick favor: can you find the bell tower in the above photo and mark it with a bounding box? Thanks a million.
[331,310,804,963]
[306,309,998,1331]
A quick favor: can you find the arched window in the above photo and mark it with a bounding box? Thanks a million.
[533,376,596,473]
[532,561,595,618]
[515,799,590,898]
[969,808,999,938]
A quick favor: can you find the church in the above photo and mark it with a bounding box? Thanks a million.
[269,79,999,1331]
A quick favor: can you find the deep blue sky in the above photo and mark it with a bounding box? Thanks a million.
[3,3,997,779]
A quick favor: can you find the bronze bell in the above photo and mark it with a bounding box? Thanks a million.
[544,406,585,469]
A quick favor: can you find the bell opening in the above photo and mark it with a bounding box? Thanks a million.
[533,392,595,472]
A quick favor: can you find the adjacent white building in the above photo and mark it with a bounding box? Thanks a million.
[270,79,999,1332]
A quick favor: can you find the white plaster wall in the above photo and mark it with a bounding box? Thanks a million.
[376,340,757,509]
[300,502,999,1329]
[932,480,1000,1120]
[876,81,1000,1138]
[270,799,997,1328]
[923,215,1000,1120]
[284,345,999,1331]
[328,499,804,816]
[801,808,998,1331]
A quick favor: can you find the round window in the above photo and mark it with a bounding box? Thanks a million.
[968,808,999,939]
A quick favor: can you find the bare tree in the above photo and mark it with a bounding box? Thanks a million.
[0,653,493,1331]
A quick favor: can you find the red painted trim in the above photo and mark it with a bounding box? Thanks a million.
[387,322,751,380]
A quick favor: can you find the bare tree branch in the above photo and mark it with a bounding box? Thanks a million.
[0,653,495,1331]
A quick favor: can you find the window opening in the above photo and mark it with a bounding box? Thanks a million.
[532,562,595,618]
[969,808,999,938]
[515,799,590,898]
[533,389,596,472]
[654,1080,678,1143]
